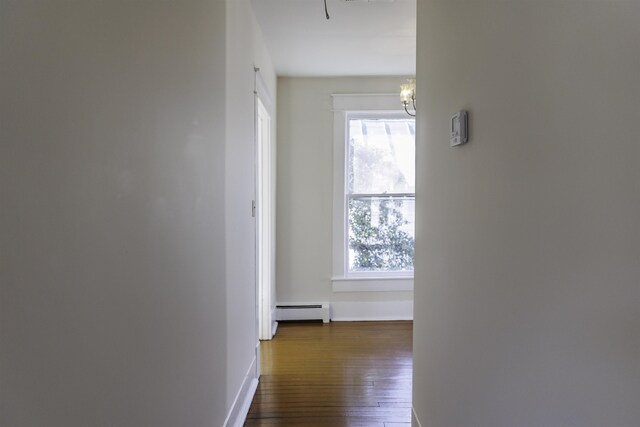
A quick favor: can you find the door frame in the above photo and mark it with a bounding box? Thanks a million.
[254,68,275,341]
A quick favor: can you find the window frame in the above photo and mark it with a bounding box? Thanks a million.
[331,94,415,291]
[344,112,415,278]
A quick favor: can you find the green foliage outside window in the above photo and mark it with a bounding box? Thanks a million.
[348,198,414,271]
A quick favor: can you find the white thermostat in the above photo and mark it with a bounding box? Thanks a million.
[450,110,468,147]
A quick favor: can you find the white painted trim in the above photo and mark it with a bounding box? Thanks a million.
[332,277,413,292]
[254,67,273,111]
[255,341,260,378]
[331,93,402,112]
[332,94,415,281]
[330,300,413,321]
[332,108,348,277]
[412,407,423,427]
[256,96,274,341]
[332,276,413,281]
[270,308,278,338]
[334,110,412,278]
[223,353,259,427]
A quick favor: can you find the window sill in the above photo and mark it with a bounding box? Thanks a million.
[331,276,414,293]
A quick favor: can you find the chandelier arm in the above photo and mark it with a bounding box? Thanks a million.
[404,103,416,117]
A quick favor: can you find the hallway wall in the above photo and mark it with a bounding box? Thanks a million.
[413,1,640,426]
[0,1,274,426]
[225,0,277,416]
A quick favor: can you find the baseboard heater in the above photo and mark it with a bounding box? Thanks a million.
[275,303,330,323]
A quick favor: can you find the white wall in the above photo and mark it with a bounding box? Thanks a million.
[0,1,228,426]
[277,77,413,319]
[225,0,277,419]
[413,2,640,427]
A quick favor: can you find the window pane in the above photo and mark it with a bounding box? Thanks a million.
[348,196,415,272]
[348,119,415,195]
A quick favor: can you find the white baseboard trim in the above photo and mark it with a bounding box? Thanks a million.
[412,407,422,427]
[332,277,414,293]
[330,300,413,321]
[223,350,259,427]
[271,320,278,337]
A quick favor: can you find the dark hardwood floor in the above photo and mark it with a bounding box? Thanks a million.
[245,321,413,426]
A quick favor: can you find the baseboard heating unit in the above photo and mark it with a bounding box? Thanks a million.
[275,303,330,323]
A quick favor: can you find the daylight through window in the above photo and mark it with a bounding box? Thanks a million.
[347,117,415,274]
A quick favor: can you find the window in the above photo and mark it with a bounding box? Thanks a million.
[346,116,415,275]
[331,93,415,291]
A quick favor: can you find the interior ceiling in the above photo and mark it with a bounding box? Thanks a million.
[250,0,416,77]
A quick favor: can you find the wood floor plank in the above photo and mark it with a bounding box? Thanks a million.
[245,321,412,426]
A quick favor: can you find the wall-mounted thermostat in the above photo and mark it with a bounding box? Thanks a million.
[450,110,468,147]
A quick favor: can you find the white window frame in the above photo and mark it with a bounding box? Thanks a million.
[331,94,414,293]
